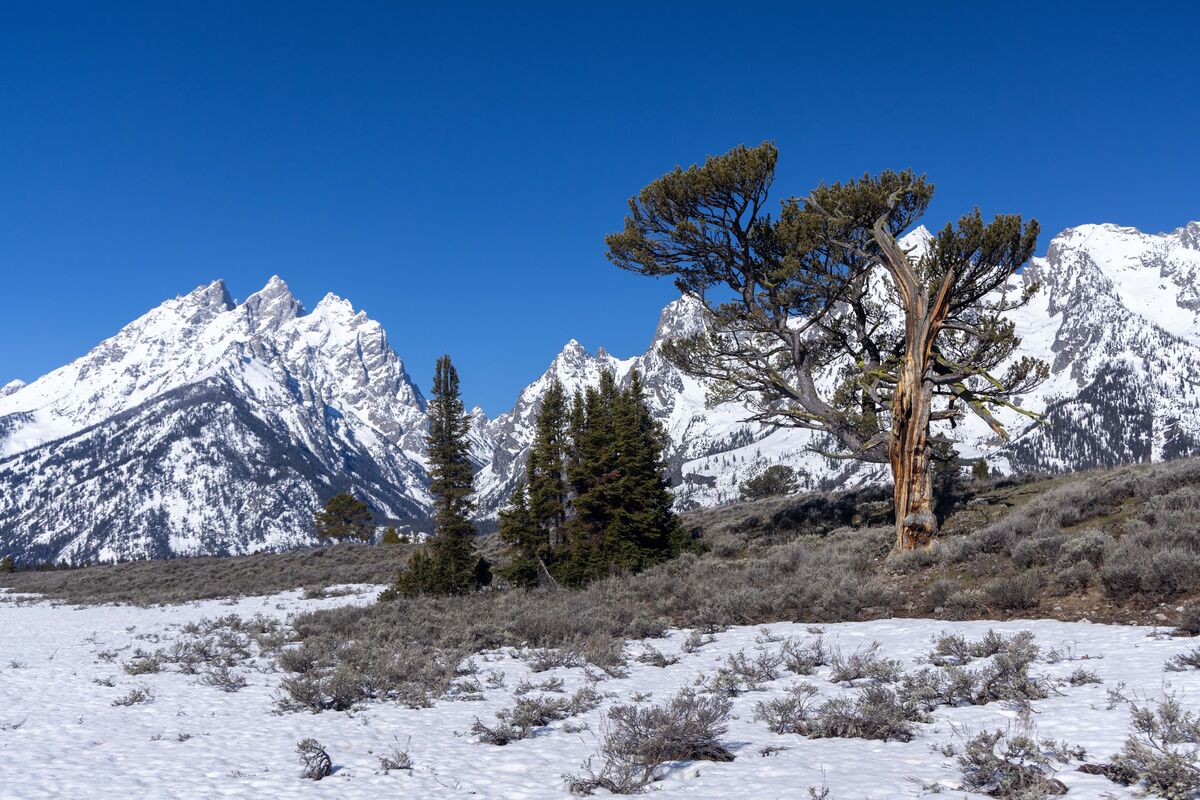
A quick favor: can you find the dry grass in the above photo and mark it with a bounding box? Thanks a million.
[0,542,412,605]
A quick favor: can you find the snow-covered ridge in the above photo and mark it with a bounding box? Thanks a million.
[0,276,426,459]
[2,221,1199,562]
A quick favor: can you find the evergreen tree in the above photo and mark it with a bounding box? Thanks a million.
[389,355,489,597]
[496,483,540,588]
[606,143,1044,550]
[605,369,687,570]
[313,493,374,541]
[527,379,569,548]
[740,464,799,501]
[381,527,402,545]
[555,370,694,586]
[0,555,13,573]
[971,458,990,482]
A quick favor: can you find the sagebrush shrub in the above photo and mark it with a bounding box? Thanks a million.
[705,649,782,696]
[984,571,1043,611]
[828,642,902,685]
[957,727,1069,798]
[1177,605,1200,637]
[112,685,154,706]
[780,637,828,675]
[1106,697,1200,799]
[567,689,733,794]
[1165,647,1200,673]
[1011,533,1067,569]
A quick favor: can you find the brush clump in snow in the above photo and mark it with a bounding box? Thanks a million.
[4,583,1200,798]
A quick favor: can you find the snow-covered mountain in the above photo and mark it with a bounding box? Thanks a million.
[2,221,1198,563]
[475,222,1200,510]
[0,277,431,563]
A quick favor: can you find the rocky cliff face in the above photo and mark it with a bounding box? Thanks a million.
[3,222,1198,562]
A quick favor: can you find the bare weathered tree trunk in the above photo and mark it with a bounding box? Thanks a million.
[891,350,937,550]
[874,215,955,551]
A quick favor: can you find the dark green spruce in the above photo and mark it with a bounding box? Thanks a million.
[497,368,698,588]
[313,492,374,542]
[387,355,490,597]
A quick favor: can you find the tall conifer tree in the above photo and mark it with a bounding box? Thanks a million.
[389,355,489,597]
[526,379,568,548]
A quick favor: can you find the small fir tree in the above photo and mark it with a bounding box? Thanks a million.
[739,465,799,501]
[313,493,374,542]
[527,379,569,548]
[381,527,402,545]
[971,458,990,482]
[0,555,13,573]
[496,483,541,588]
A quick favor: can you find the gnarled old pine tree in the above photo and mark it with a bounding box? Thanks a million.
[605,142,1046,550]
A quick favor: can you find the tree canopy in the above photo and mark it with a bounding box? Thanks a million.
[313,492,374,542]
[606,142,1045,549]
[387,355,490,597]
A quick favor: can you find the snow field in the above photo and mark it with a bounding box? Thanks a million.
[3,585,1200,798]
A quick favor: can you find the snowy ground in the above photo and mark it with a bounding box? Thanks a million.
[3,586,1200,799]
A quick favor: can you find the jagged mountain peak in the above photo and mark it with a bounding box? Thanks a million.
[312,292,360,317]
[900,225,934,252]
[182,279,235,312]
[239,275,304,331]
[4,219,1199,563]
[0,380,24,398]
[651,295,706,346]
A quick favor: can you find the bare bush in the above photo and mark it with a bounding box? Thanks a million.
[1176,605,1200,636]
[957,727,1069,797]
[1066,667,1101,686]
[705,649,782,696]
[296,738,332,780]
[198,665,248,692]
[1165,647,1200,673]
[527,647,586,672]
[1103,696,1200,798]
[927,630,1035,667]
[112,685,154,706]
[122,650,162,675]
[985,571,1043,611]
[514,676,565,695]
[474,687,603,745]
[378,738,413,774]
[757,683,926,742]
[753,683,820,734]
[567,690,733,794]
[828,641,902,684]
[636,645,679,668]
[1011,533,1068,569]
[781,636,829,675]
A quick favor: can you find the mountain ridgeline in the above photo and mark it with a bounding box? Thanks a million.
[2,221,1199,564]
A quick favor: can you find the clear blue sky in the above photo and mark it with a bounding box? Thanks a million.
[2,2,1197,413]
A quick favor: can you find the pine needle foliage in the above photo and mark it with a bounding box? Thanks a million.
[313,493,374,542]
[498,369,699,588]
[386,355,490,598]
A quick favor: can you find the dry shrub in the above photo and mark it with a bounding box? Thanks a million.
[1102,697,1200,798]
[984,571,1043,611]
[754,683,925,743]
[958,727,1070,798]
[828,641,902,685]
[296,738,332,780]
[567,689,733,794]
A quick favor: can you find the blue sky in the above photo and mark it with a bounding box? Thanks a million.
[2,2,1197,413]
